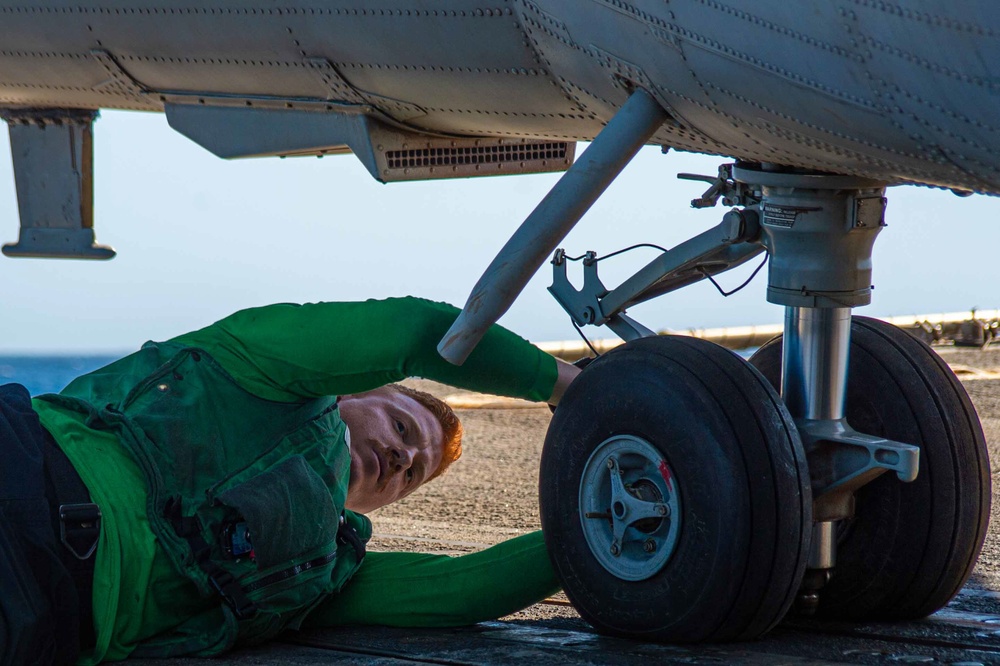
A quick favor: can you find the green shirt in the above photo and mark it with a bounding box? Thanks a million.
[33,297,558,664]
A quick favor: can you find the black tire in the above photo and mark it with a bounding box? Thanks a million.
[540,336,811,642]
[749,316,991,620]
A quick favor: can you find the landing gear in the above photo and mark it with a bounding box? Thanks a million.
[750,317,990,619]
[534,158,990,640]
[443,90,992,637]
[540,336,811,642]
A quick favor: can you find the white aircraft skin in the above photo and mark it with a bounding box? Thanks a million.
[0,0,998,194]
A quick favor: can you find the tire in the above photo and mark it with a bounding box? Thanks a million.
[540,335,811,642]
[749,316,991,620]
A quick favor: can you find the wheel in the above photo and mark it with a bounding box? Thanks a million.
[540,335,812,642]
[749,316,991,620]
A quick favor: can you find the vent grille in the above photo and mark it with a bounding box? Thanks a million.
[386,143,569,169]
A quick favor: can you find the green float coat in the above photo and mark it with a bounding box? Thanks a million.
[32,297,560,664]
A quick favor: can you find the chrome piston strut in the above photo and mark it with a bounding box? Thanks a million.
[783,306,851,574]
[733,164,920,612]
[782,307,851,424]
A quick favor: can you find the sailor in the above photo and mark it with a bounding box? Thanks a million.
[0,296,580,665]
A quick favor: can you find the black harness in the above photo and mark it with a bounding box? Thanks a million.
[43,432,100,651]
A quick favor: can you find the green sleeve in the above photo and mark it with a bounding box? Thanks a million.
[302,531,560,628]
[168,297,557,403]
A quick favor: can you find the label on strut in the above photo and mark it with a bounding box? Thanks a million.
[762,203,799,228]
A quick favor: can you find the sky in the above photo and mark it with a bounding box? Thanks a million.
[0,109,997,353]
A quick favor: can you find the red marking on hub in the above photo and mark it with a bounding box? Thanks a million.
[658,460,673,492]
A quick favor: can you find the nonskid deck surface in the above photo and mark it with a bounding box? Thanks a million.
[129,589,1000,665]
[289,593,1000,665]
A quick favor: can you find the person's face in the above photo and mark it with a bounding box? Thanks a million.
[339,388,445,514]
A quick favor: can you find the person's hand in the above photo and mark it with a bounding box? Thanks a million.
[547,357,589,408]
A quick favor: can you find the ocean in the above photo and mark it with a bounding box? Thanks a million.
[0,355,121,396]
[0,348,760,397]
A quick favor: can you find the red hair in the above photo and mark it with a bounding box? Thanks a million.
[384,384,463,481]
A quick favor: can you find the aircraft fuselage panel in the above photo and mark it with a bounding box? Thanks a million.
[0,1,997,194]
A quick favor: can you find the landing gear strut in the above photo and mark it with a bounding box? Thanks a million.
[737,165,922,612]
[751,317,990,619]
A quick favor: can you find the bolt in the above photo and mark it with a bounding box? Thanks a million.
[643,539,656,553]
[656,504,668,516]
[606,458,615,470]
[610,543,620,557]
[796,591,820,616]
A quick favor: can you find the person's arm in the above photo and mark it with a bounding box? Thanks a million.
[301,531,559,628]
[549,358,581,406]
[168,297,561,403]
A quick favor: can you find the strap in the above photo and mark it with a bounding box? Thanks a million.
[41,433,98,650]
[164,497,259,620]
[43,435,100,557]
[337,514,366,561]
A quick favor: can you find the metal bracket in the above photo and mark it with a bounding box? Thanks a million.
[549,250,609,327]
[548,204,765,342]
[548,250,665,341]
[1,109,115,260]
[799,418,919,510]
[678,163,759,209]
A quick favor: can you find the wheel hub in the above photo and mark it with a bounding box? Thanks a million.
[579,435,681,581]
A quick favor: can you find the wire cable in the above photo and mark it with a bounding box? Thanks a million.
[594,243,669,262]
[698,254,768,297]
[561,243,669,263]
[571,320,601,357]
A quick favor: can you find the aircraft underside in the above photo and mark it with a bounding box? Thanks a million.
[1,1,998,192]
[0,0,994,648]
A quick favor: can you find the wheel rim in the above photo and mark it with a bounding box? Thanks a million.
[578,434,682,581]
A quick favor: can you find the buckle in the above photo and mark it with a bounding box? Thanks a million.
[337,516,366,561]
[209,571,258,620]
[59,502,101,560]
